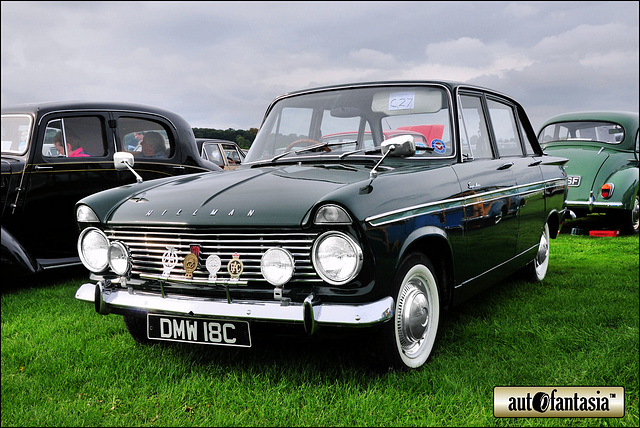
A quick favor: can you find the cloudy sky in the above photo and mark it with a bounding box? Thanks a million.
[2,1,638,131]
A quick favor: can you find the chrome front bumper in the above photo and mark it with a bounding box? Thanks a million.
[75,281,394,334]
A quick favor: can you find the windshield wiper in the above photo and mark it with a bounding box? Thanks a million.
[294,140,358,155]
[339,147,381,159]
[264,140,358,163]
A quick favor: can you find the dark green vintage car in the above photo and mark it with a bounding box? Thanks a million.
[538,111,639,234]
[74,81,569,369]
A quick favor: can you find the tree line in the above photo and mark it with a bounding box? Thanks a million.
[192,127,258,150]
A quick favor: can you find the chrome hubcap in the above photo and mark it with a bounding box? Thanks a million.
[397,280,429,355]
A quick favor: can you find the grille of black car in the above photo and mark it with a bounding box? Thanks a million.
[105,226,322,286]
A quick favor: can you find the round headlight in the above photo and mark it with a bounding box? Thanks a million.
[77,227,110,273]
[312,231,363,285]
[108,241,131,276]
[261,248,295,286]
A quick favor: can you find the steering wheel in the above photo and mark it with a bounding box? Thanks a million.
[284,138,331,153]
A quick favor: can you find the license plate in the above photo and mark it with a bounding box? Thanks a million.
[567,175,581,186]
[147,314,251,347]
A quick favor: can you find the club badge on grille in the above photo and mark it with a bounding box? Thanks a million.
[161,247,178,279]
[227,252,244,281]
[183,245,202,279]
[206,254,221,281]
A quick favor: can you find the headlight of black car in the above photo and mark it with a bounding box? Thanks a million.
[312,231,363,285]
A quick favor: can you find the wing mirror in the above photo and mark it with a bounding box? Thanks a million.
[381,135,417,157]
[370,135,417,180]
[114,152,143,183]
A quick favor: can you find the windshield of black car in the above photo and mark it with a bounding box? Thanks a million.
[1,114,33,155]
[539,121,624,146]
[244,86,453,164]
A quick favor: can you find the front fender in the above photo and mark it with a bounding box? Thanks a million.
[1,227,41,277]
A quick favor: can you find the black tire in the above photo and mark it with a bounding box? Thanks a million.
[618,194,639,235]
[379,253,441,369]
[123,315,158,345]
[522,223,550,283]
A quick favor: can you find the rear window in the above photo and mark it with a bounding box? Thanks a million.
[539,121,624,145]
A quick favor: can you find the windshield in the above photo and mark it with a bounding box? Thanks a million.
[245,85,453,163]
[539,121,624,146]
[1,114,33,155]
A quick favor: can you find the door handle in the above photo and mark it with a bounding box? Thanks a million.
[497,162,514,170]
[34,165,53,170]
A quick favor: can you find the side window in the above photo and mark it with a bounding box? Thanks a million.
[459,94,493,160]
[118,117,173,159]
[43,116,107,158]
[203,143,224,167]
[487,99,523,157]
[221,143,242,165]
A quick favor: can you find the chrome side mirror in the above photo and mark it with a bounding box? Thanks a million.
[114,152,143,183]
[381,135,417,157]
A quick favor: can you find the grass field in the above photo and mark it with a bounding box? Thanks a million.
[2,233,638,427]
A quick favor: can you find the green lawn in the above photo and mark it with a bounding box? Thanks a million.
[2,234,638,427]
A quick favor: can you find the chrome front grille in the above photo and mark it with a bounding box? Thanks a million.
[106,227,322,286]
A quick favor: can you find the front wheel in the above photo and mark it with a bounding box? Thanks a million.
[380,253,441,369]
[123,315,158,345]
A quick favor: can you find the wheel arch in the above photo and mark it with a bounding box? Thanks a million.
[397,226,454,309]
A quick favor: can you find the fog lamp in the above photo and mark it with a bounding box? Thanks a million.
[261,248,295,286]
[108,241,131,276]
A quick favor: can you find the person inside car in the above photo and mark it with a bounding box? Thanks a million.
[140,131,167,158]
[53,131,90,157]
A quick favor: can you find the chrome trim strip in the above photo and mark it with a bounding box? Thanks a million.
[366,179,553,227]
[566,201,624,207]
[75,283,394,328]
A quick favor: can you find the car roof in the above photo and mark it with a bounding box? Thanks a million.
[1,100,191,128]
[540,111,639,129]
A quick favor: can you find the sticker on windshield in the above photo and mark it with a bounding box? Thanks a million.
[388,92,415,111]
[431,139,446,154]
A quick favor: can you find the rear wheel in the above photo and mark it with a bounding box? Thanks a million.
[523,223,550,282]
[379,253,440,369]
[618,194,639,235]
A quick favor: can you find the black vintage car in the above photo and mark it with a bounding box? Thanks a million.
[74,81,569,369]
[1,101,222,278]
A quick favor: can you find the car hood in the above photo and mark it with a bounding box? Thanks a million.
[100,164,375,227]
[85,161,457,228]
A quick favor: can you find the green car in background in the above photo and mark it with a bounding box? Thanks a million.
[538,111,639,234]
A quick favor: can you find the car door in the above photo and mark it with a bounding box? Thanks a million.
[485,96,546,256]
[452,92,519,284]
[20,112,117,262]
